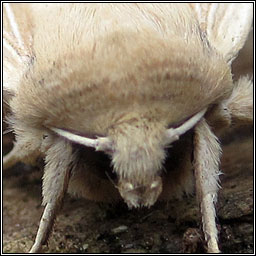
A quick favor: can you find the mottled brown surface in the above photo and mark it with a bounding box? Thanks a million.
[3,127,253,253]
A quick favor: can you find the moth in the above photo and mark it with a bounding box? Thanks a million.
[3,3,253,253]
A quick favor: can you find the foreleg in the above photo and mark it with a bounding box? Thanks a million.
[207,76,253,131]
[3,128,44,169]
[193,118,222,253]
[29,136,76,253]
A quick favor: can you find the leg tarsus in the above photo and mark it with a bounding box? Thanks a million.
[201,194,220,253]
[29,202,56,253]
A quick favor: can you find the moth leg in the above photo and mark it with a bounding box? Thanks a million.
[3,141,41,170]
[3,142,22,169]
[3,130,44,170]
[223,76,253,124]
[3,128,54,170]
[193,118,222,253]
[207,76,253,131]
[29,137,75,253]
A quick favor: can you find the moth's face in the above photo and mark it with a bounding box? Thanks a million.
[110,135,166,208]
[117,175,163,208]
[106,118,170,208]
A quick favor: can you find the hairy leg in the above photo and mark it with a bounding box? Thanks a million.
[3,136,41,169]
[193,118,222,253]
[207,76,253,131]
[29,136,76,253]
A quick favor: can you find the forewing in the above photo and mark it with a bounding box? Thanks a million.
[3,3,34,95]
[190,3,253,63]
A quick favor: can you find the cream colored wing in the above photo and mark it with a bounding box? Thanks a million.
[190,3,253,63]
[3,3,34,95]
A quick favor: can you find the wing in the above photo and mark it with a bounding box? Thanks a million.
[3,3,34,97]
[189,3,253,64]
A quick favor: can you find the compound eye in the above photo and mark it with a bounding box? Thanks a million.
[150,179,161,189]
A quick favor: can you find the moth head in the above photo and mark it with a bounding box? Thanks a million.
[51,109,206,208]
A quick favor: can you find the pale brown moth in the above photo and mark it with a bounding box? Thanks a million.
[3,3,253,253]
